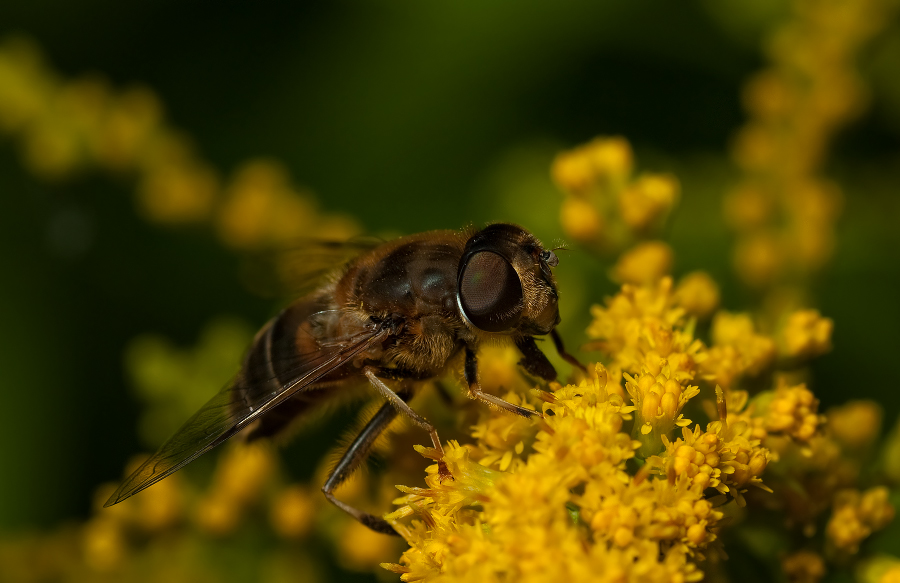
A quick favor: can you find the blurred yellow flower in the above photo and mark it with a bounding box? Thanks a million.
[618,173,679,232]
[611,240,674,285]
[827,487,896,554]
[828,400,882,450]
[551,135,632,194]
[673,271,720,320]
[559,195,603,242]
[782,550,826,583]
[554,136,680,257]
[136,158,219,223]
[779,309,833,360]
[270,485,316,539]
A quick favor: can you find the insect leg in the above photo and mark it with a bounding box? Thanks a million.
[464,347,540,418]
[322,396,405,536]
[551,329,588,373]
[363,368,452,479]
[515,336,557,381]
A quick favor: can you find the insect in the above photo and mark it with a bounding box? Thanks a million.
[105,223,583,534]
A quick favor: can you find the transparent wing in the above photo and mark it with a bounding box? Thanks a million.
[238,237,383,299]
[104,323,388,507]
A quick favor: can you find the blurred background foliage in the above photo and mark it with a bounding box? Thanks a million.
[0,0,899,581]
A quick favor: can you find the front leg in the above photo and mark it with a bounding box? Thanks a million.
[514,336,557,381]
[464,347,540,418]
[551,329,587,373]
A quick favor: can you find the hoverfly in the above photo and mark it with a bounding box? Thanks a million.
[105,223,583,534]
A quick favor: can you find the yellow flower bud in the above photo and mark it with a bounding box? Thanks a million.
[780,309,833,359]
[560,196,604,243]
[551,149,595,193]
[781,550,825,583]
[585,136,633,182]
[83,517,126,572]
[618,173,680,232]
[612,241,673,285]
[687,523,707,545]
[136,159,218,224]
[270,485,316,539]
[674,271,720,319]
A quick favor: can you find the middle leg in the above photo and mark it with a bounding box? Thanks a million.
[363,367,452,479]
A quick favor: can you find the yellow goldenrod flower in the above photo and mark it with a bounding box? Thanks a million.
[82,516,126,572]
[625,367,698,457]
[90,86,162,171]
[828,400,882,450]
[664,427,728,494]
[551,136,632,195]
[763,383,823,443]
[476,343,533,394]
[136,158,219,223]
[782,550,826,583]
[611,240,673,285]
[270,485,317,539]
[559,195,604,243]
[0,37,53,132]
[732,231,784,289]
[827,487,896,554]
[216,159,356,249]
[338,520,404,571]
[779,309,833,360]
[20,113,84,179]
[194,442,276,535]
[194,492,242,536]
[551,147,600,195]
[470,389,535,472]
[880,565,900,583]
[96,455,186,533]
[723,182,774,232]
[554,136,680,256]
[674,271,720,320]
[588,276,704,384]
[213,442,277,504]
[618,173,680,232]
[701,311,775,389]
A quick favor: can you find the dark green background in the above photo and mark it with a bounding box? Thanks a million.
[1,0,898,580]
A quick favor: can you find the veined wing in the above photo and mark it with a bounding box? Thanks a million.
[239,237,383,299]
[104,321,388,507]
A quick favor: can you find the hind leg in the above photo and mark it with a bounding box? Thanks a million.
[322,389,411,535]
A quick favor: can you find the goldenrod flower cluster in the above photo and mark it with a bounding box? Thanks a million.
[383,371,708,583]
[58,434,403,582]
[726,0,896,290]
[552,136,678,274]
[826,487,895,554]
[0,36,357,251]
[782,550,826,583]
[383,273,896,581]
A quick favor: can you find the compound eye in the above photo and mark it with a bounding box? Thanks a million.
[458,251,523,332]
